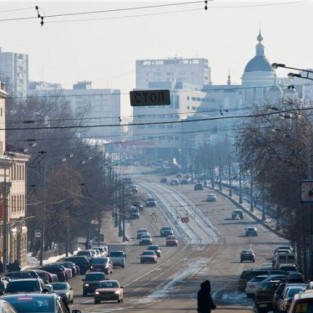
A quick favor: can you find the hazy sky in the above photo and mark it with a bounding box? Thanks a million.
[1,0,313,116]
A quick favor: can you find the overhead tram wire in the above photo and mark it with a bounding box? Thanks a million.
[6,106,264,125]
[4,106,313,132]
[0,1,309,24]
[0,1,204,23]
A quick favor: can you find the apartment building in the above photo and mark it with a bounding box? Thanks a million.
[0,82,29,268]
[0,48,29,98]
[136,57,211,89]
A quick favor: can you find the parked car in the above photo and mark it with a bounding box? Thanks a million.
[278,284,307,312]
[245,226,258,236]
[58,261,78,277]
[146,197,157,207]
[160,177,168,183]
[238,269,286,292]
[4,271,39,280]
[40,264,68,282]
[82,272,106,296]
[147,245,161,257]
[50,282,74,305]
[206,193,217,202]
[27,269,55,283]
[240,249,255,263]
[279,264,298,272]
[90,257,113,274]
[140,250,157,264]
[254,280,281,313]
[160,226,173,237]
[165,235,178,246]
[272,253,296,269]
[288,290,313,313]
[246,274,287,298]
[1,293,81,313]
[5,278,48,295]
[194,183,204,191]
[94,280,124,304]
[60,256,90,274]
[232,209,244,220]
[286,272,305,283]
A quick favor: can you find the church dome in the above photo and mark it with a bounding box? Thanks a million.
[243,31,274,73]
[244,55,273,72]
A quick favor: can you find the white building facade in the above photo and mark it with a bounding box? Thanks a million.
[30,81,122,141]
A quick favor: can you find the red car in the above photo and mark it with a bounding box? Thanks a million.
[166,235,178,246]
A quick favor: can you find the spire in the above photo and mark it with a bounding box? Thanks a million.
[256,30,264,57]
[227,73,231,86]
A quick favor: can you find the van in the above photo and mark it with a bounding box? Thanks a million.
[272,253,296,269]
[238,269,286,291]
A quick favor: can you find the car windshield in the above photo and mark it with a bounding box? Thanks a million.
[85,274,104,281]
[92,258,108,264]
[98,281,118,288]
[110,252,123,257]
[143,251,155,255]
[4,296,54,313]
[51,283,68,290]
[287,287,305,298]
[250,276,267,282]
[148,246,158,250]
[6,281,40,293]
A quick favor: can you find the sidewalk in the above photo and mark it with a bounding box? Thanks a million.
[26,212,124,268]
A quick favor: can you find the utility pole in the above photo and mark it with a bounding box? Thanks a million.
[39,151,47,266]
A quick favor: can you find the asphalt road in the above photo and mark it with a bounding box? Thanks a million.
[67,166,288,313]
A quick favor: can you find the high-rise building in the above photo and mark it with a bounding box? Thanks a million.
[136,57,211,89]
[0,48,29,98]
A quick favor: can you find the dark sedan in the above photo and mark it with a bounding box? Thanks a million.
[90,257,113,274]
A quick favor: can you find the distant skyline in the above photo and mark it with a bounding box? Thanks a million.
[1,0,313,116]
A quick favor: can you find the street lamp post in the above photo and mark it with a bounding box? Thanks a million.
[272,63,313,81]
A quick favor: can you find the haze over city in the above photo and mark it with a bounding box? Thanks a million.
[0,0,313,115]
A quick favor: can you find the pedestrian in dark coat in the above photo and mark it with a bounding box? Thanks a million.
[197,280,216,313]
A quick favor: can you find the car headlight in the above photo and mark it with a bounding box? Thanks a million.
[114,290,119,294]
[95,291,100,295]
[84,283,89,287]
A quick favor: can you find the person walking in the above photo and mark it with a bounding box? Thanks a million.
[197,279,216,313]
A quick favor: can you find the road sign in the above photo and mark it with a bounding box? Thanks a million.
[35,230,41,239]
[130,89,170,106]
